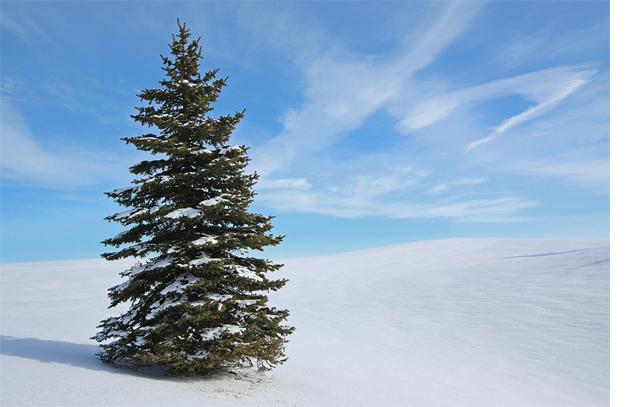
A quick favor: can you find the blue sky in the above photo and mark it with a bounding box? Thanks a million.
[0,1,609,262]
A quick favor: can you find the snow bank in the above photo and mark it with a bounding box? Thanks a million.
[0,238,609,406]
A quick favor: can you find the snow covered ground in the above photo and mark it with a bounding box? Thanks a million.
[0,238,609,406]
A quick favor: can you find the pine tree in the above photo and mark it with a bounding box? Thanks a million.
[93,20,293,375]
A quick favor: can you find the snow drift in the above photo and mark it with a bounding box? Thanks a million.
[0,238,609,406]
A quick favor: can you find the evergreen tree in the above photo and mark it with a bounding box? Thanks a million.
[93,20,293,375]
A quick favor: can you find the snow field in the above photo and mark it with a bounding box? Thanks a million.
[0,238,608,406]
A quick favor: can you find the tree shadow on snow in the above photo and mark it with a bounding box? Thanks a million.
[0,335,109,371]
[0,335,255,383]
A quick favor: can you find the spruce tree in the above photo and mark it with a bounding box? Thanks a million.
[93,20,293,375]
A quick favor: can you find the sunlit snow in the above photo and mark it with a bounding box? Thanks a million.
[0,238,608,406]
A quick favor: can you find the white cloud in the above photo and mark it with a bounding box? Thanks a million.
[518,157,609,192]
[1,2,603,227]
[0,11,55,46]
[245,3,595,223]
[257,177,312,190]
[251,2,480,176]
[258,167,532,222]
[387,197,536,222]
[493,19,609,70]
[530,160,608,184]
[396,64,597,150]
[466,76,591,150]
[425,177,487,196]
[0,100,129,188]
[260,186,535,222]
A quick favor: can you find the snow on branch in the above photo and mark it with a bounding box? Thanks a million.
[188,256,222,267]
[201,325,243,341]
[192,235,218,246]
[165,208,202,219]
[126,256,176,276]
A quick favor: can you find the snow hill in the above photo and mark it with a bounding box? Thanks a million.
[0,238,609,406]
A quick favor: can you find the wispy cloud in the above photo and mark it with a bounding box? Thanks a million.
[527,160,608,186]
[391,197,536,222]
[0,99,130,188]
[1,1,606,230]
[257,177,312,191]
[0,11,56,47]
[258,166,533,222]
[39,79,134,125]
[246,2,596,223]
[251,2,480,176]
[396,64,597,150]
[0,78,26,98]
[466,76,591,150]
[260,185,535,222]
[425,177,487,196]
[493,18,609,70]
[516,154,609,193]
